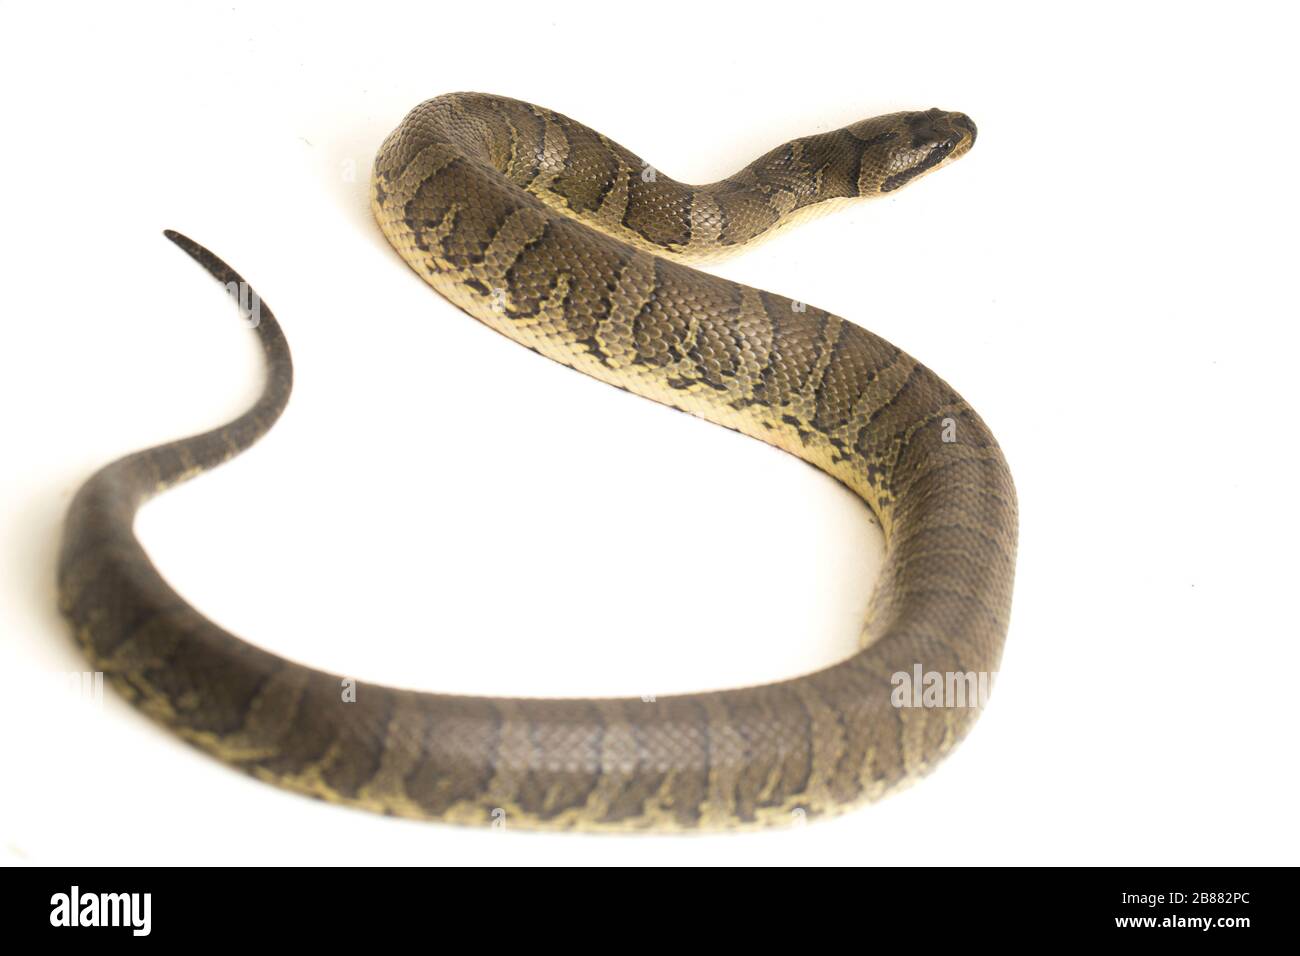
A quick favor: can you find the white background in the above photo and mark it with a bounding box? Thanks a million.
[2,1,1297,866]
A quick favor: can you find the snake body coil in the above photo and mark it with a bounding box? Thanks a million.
[59,93,1016,830]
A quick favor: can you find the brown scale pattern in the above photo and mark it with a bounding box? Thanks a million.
[57,95,1015,831]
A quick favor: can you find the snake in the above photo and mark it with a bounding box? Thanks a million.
[58,93,1017,831]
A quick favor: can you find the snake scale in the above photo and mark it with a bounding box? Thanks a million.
[58,93,1016,831]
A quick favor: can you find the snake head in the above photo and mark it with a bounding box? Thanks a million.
[852,109,977,195]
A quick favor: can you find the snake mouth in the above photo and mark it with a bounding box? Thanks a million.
[935,112,977,164]
[946,115,977,168]
[952,112,978,151]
